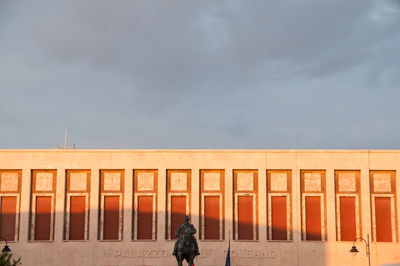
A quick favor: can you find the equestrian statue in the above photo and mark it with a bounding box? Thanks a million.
[173,215,200,266]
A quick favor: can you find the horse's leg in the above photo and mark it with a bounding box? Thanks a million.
[187,255,194,266]
[177,254,183,266]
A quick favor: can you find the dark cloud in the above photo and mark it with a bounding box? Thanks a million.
[0,0,399,148]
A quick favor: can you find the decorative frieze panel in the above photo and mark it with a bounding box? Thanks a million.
[203,172,220,191]
[30,170,57,241]
[35,172,53,191]
[370,170,397,242]
[200,170,224,240]
[170,172,187,191]
[103,172,121,191]
[0,172,19,192]
[303,173,322,192]
[337,172,356,192]
[267,170,292,241]
[69,172,87,191]
[270,172,288,192]
[237,172,254,191]
[133,170,157,240]
[301,170,326,241]
[372,173,392,193]
[0,170,21,241]
[234,170,258,240]
[137,172,155,191]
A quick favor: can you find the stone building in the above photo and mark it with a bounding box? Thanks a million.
[0,149,399,266]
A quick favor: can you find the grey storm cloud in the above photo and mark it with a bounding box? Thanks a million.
[0,0,399,149]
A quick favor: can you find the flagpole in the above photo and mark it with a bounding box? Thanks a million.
[225,231,231,266]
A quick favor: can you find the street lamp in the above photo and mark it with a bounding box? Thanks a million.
[349,234,370,266]
[0,237,11,253]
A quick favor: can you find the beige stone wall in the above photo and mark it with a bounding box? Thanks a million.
[0,149,399,266]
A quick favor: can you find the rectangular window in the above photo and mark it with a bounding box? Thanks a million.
[267,170,292,240]
[0,170,21,241]
[65,170,90,240]
[200,170,224,240]
[166,170,191,240]
[133,170,157,240]
[204,196,219,239]
[238,195,253,239]
[30,170,56,241]
[301,170,326,241]
[271,196,287,240]
[99,170,124,240]
[335,170,361,241]
[370,170,397,242]
[375,197,392,242]
[305,196,321,240]
[69,196,86,240]
[35,196,52,240]
[234,170,258,240]
[339,197,356,240]
[137,196,153,239]
[0,197,17,241]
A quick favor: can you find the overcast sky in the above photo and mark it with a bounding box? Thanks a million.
[1,0,400,149]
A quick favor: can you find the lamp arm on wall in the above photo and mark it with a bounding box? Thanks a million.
[352,234,370,256]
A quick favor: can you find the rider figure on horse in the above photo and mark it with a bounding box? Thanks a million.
[173,215,200,256]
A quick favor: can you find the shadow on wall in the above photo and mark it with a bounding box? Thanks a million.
[0,211,328,266]
[5,210,399,266]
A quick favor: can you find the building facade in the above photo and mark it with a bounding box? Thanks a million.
[0,149,399,266]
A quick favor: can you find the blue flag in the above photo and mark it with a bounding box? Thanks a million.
[225,238,230,266]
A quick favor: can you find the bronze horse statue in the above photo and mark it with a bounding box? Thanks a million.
[173,215,200,266]
[176,226,196,266]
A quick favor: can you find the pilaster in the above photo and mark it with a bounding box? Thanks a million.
[54,168,65,242]
[89,168,99,241]
[123,168,133,241]
[19,168,31,242]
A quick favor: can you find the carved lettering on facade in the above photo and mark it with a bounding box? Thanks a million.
[338,173,356,192]
[103,248,170,258]
[237,172,254,191]
[36,172,53,191]
[270,172,287,192]
[373,173,391,192]
[203,172,220,191]
[170,172,187,191]
[229,249,277,259]
[137,172,154,191]
[0,172,18,192]
[103,248,279,260]
[70,172,87,191]
[304,173,321,192]
[104,172,121,191]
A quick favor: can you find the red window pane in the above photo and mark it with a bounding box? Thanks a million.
[103,196,120,240]
[305,196,322,241]
[375,197,392,242]
[238,196,253,240]
[137,196,153,240]
[69,196,86,240]
[271,196,287,240]
[340,197,356,241]
[35,196,52,240]
[171,196,186,239]
[0,196,17,241]
[205,196,219,239]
